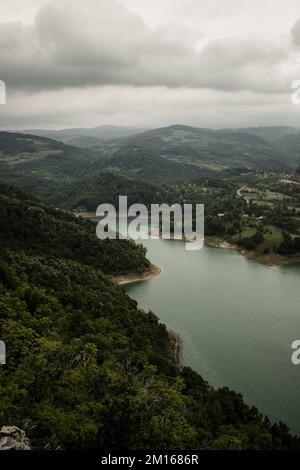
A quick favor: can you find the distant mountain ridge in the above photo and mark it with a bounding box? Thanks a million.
[20,125,148,146]
[8,123,300,166]
[106,124,293,171]
[221,126,299,143]
[1,125,300,204]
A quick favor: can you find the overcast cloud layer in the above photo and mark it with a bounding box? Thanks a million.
[1,0,300,129]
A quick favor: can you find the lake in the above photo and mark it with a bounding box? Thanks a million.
[126,238,300,434]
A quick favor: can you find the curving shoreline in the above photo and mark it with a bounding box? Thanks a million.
[205,236,300,267]
[75,211,300,268]
[113,264,162,286]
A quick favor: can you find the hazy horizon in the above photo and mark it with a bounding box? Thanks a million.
[2,123,300,133]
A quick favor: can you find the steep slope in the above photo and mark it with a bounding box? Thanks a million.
[0,185,299,450]
[0,184,149,275]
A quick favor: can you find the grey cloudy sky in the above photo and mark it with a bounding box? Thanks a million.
[1,0,300,129]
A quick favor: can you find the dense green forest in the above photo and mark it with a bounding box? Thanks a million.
[44,169,300,263]
[48,172,168,211]
[0,184,149,275]
[0,185,299,450]
[111,125,293,170]
[0,128,300,449]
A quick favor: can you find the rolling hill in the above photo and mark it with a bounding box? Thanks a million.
[100,125,292,172]
[1,126,298,209]
[0,131,106,199]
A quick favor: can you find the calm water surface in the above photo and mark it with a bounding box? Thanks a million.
[126,239,300,433]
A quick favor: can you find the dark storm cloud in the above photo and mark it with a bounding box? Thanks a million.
[0,0,293,93]
[1,0,300,130]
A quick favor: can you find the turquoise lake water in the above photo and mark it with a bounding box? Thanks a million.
[126,238,300,433]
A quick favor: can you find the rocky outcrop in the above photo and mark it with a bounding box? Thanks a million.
[0,426,31,450]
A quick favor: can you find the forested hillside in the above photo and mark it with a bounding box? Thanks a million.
[0,184,149,275]
[112,125,292,171]
[0,132,107,201]
[0,185,299,450]
[47,172,169,210]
